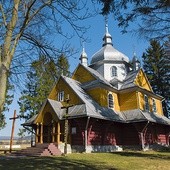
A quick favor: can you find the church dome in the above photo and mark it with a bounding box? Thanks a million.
[91,25,129,65]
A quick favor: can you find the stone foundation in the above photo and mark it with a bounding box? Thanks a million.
[71,145,123,153]
[58,143,72,154]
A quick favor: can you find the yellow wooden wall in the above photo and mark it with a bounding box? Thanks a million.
[154,98,163,115]
[119,91,138,111]
[35,103,59,124]
[72,65,96,83]
[134,70,152,91]
[48,78,82,106]
[87,88,120,111]
[137,92,163,115]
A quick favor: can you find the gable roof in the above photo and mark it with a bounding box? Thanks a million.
[62,76,124,122]
[73,64,114,89]
[134,69,153,92]
[120,70,139,89]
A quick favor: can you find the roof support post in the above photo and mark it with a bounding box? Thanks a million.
[85,117,90,153]
[40,122,43,144]
[166,129,170,146]
[36,123,39,143]
[140,121,149,150]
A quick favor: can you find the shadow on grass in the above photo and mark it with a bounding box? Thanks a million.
[0,156,117,170]
[110,151,170,160]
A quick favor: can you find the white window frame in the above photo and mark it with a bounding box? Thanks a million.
[152,99,157,113]
[111,66,117,77]
[58,91,64,101]
[144,95,150,112]
[108,93,114,109]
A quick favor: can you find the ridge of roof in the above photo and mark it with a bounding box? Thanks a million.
[80,64,115,88]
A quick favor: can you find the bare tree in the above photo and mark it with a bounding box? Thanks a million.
[0,0,92,114]
[97,0,170,41]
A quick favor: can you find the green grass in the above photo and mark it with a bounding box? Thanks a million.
[0,151,170,170]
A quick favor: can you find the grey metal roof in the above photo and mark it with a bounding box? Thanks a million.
[47,99,64,119]
[91,45,129,65]
[62,76,125,122]
[22,114,38,126]
[141,111,170,126]
[90,28,129,65]
[80,64,114,89]
[122,109,170,125]
[120,70,139,89]
[23,75,170,127]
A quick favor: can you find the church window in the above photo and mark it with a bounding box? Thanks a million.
[144,95,149,112]
[108,93,114,109]
[111,66,117,77]
[58,91,64,101]
[152,99,157,113]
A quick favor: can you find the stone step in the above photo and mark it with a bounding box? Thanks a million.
[9,143,61,157]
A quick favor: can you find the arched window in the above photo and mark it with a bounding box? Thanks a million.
[108,93,114,109]
[144,95,149,112]
[111,66,117,77]
[152,99,157,113]
[58,91,64,101]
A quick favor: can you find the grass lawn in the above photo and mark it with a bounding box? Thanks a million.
[0,151,170,170]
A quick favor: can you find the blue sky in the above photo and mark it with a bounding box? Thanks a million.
[0,13,150,137]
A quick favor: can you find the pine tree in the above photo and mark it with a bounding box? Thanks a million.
[18,55,70,120]
[56,54,70,77]
[142,40,170,117]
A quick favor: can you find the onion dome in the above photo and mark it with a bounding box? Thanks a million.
[132,52,141,70]
[91,24,129,65]
[79,47,88,67]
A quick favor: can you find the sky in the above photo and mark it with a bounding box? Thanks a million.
[0,11,150,137]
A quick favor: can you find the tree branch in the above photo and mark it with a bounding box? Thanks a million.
[0,3,7,27]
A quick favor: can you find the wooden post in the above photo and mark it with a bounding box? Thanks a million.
[40,123,43,143]
[36,123,39,143]
[61,94,73,155]
[64,117,68,154]
[140,132,145,150]
[85,117,90,152]
[57,122,60,144]
[9,110,17,153]
[52,123,55,142]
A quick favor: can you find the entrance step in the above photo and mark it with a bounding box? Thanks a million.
[8,143,62,157]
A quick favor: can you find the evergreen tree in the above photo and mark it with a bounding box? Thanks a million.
[142,40,170,117]
[57,54,70,77]
[18,55,70,120]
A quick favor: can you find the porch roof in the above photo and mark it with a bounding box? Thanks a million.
[121,109,170,126]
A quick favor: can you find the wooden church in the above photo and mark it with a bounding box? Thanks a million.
[23,24,170,153]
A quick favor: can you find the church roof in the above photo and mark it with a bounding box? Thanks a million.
[62,76,124,122]
[91,45,129,65]
[23,75,170,126]
[80,64,114,89]
[120,70,139,89]
[90,24,129,65]
[122,109,170,126]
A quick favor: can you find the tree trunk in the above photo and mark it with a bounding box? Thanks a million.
[0,0,20,114]
[0,62,8,113]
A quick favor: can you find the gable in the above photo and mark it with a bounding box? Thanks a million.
[134,69,153,92]
[35,100,61,124]
[48,77,83,106]
[72,64,96,83]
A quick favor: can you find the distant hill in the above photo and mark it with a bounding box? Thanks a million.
[0,136,31,140]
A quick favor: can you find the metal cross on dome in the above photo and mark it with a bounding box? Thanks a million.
[105,15,109,33]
